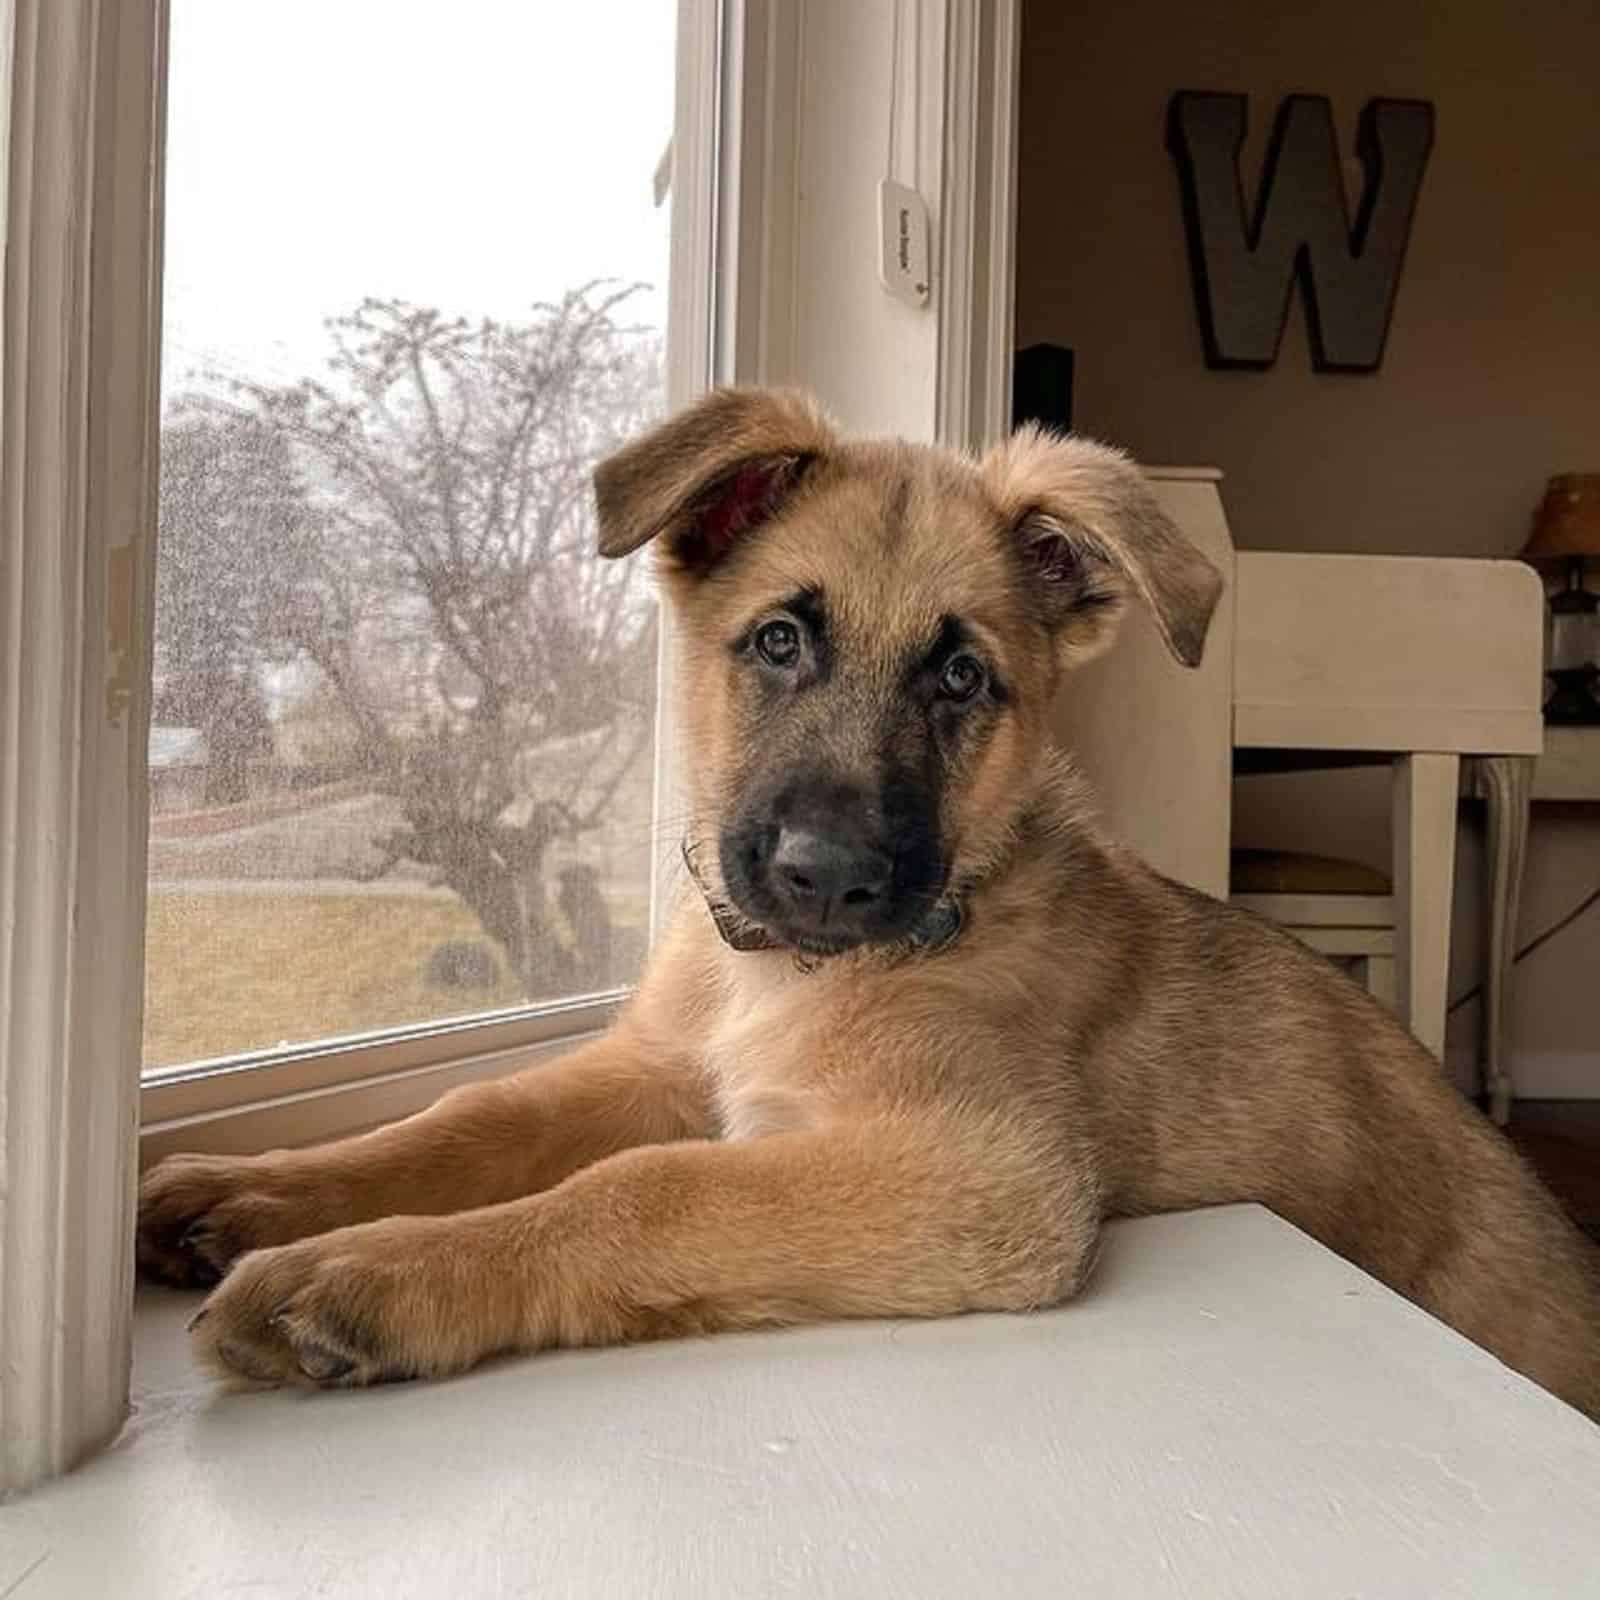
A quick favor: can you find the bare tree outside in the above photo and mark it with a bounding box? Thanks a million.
[148,287,663,1063]
[253,285,661,994]
[148,0,675,1070]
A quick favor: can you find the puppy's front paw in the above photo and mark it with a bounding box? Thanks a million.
[138,1152,325,1289]
[190,1217,508,1389]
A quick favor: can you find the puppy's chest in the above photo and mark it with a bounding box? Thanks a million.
[700,961,835,1141]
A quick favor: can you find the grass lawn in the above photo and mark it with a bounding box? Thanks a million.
[145,889,553,1069]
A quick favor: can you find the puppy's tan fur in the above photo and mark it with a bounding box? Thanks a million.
[140,390,1600,1416]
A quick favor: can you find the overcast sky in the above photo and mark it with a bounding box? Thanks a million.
[161,1,675,397]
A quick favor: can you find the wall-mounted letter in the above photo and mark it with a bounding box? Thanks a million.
[1167,93,1434,372]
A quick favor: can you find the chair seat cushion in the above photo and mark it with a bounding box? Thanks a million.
[1229,848,1393,896]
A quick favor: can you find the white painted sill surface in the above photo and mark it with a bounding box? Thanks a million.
[4,1206,1599,1599]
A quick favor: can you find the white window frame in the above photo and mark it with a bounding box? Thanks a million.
[2,0,169,1496]
[0,0,1017,1494]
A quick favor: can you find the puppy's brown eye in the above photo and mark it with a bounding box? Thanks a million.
[755,619,801,667]
[937,653,986,702]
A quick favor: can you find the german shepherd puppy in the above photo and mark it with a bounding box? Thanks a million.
[139,388,1600,1417]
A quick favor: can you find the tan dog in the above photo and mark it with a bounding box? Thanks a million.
[139,388,1600,1418]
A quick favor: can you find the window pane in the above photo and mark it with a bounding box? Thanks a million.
[147,2,673,1070]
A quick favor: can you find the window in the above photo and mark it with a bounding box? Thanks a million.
[145,3,683,1094]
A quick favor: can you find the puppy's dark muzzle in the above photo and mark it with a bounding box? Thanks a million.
[719,771,945,952]
[768,825,893,937]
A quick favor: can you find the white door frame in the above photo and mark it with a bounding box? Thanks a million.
[715,0,1019,450]
[935,0,1021,453]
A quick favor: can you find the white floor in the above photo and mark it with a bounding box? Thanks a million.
[3,1206,1599,1599]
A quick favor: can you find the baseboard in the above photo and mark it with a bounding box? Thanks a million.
[1445,1047,1600,1102]
[1509,1052,1600,1100]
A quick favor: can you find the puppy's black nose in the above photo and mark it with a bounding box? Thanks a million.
[771,826,891,920]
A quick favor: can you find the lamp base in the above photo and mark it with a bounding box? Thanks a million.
[1544,666,1600,726]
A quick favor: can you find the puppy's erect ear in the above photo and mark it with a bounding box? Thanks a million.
[594,387,837,574]
[981,426,1223,668]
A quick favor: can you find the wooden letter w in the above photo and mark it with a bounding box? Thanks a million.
[1166,93,1434,372]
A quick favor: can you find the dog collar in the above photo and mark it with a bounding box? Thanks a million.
[680,839,964,960]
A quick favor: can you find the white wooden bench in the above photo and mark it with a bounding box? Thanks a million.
[4,1206,1597,1597]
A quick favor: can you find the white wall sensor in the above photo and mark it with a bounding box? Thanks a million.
[878,178,931,308]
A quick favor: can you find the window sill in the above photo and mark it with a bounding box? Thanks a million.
[139,995,624,1164]
[6,1208,1598,1596]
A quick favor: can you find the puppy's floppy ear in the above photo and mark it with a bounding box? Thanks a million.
[594,386,837,574]
[981,426,1223,668]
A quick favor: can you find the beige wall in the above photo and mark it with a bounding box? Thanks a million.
[1016,0,1600,558]
[1016,0,1599,1084]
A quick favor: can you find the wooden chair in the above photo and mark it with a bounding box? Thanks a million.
[1229,849,1397,1013]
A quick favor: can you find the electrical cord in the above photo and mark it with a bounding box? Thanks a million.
[1446,882,1600,1014]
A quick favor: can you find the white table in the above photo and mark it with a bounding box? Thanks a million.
[5,1206,1597,1598]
